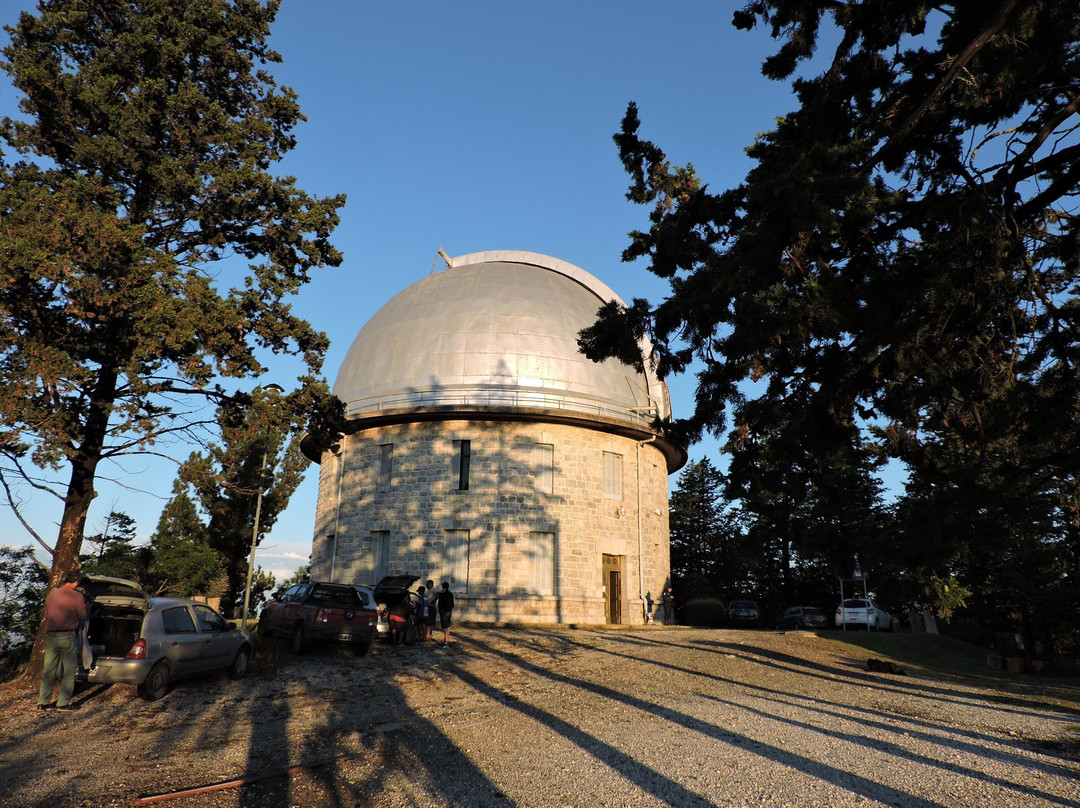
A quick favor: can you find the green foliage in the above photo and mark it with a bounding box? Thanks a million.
[148,491,221,598]
[0,546,47,678]
[681,598,728,628]
[0,0,345,617]
[668,459,728,588]
[584,1,1080,660]
[80,510,152,581]
[274,564,309,596]
[244,566,276,620]
[927,575,972,622]
[172,388,305,614]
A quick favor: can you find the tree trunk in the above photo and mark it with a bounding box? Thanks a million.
[23,380,114,682]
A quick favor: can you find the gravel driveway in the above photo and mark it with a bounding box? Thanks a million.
[1,627,1077,808]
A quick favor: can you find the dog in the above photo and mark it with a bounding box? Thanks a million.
[867,657,906,675]
[253,639,280,677]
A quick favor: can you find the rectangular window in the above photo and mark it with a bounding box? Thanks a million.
[443,528,470,590]
[162,606,197,634]
[530,531,555,595]
[378,444,393,492]
[602,451,623,500]
[453,439,471,490]
[371,530,390,582]
[534,443,554,495]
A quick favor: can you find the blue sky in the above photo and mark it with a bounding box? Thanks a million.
[1,2,827,582]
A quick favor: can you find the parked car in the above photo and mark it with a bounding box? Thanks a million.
[76,576,252,701]
[726,599,761,627]
[776,605,829,631]
[258,581,377,655]
[371,574,421,639]
[835,598,892,631]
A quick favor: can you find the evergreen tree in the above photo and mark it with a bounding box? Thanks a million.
[0,1,344,676]
[668,458,727,599]
[580,1,1080,649]
[80,511,148,580]
[0,546,48,676]
[148,489,221,598]
[174,388,303,615]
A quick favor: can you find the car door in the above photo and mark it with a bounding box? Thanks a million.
[159,604,207,677]
[192,604,236,671]
[280,583,311,628]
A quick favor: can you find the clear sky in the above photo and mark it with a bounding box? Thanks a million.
[0,1,816,583]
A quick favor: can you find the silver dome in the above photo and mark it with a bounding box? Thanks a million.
[333,250,670,428]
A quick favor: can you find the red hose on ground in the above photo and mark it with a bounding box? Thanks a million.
[131,753,365,805]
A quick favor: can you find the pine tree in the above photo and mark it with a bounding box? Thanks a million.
[580,1,1080,650]
[0,1,344,677]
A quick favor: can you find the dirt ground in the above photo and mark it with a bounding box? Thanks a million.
[1,626,1078,808]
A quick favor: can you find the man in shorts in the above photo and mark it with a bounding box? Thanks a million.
[435,581,454,647]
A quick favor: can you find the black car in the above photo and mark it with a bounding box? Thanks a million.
[727,600,761,627]
[776,605,829,631]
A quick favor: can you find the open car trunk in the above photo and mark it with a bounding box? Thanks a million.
[80,576,151,663]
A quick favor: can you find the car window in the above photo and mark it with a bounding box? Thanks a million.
[354,589,373,607]
[805,607,824,616]
[193,604,229,632]
[843,599,868,608]
[784,607,799,615]
[282,584,303,603]
[162,606,197,634]
[311,586,360,608]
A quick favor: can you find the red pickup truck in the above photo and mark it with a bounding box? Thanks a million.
[257,581,377,655]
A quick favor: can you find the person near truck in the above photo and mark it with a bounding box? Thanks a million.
[37,571,88,711]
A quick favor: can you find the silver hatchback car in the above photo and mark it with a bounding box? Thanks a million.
[77,576,253,700]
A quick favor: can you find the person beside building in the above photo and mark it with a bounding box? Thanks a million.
[387,595,412,645]
[425,579,438,642]
[37,571,88,711]
[435,581,454,648]
[662,587,675,625]
[415,585,430,641]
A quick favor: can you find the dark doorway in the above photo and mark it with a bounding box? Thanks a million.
[603,554,623,624]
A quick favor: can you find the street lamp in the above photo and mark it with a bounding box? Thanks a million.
[241,383,284,629]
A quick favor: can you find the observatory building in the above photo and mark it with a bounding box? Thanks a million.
[305,250,685,625]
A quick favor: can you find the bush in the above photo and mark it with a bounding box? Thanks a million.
[682,598,727,627]
[0,546,47,681]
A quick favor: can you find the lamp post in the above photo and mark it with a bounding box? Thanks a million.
[241,383,284,629]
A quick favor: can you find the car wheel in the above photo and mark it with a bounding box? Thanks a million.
[353,642,370,657]
[257,613,273,639]
[291,623,306,655]
[228,646,251,679]
[138,661,170,701]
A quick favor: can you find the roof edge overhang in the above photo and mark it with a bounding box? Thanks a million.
[300,406,687,473]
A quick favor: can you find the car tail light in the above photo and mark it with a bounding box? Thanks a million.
[315,608,329,624]
[126,638,147,659]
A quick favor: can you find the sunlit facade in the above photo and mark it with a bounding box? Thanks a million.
[305,251,684,624]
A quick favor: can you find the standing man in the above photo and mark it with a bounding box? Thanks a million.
[37,571,88,711]
[435,581,454,648]
[415,585,430,641]
[662,587,675,626]
[425,579,438,642]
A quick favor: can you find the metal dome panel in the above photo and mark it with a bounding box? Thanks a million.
[333,251,670,427]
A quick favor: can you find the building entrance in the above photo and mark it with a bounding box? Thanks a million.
[602,554,623,624]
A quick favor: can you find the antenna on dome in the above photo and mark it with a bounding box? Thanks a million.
[431,246,454,274]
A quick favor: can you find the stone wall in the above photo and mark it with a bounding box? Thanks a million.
[310,418,671,625]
